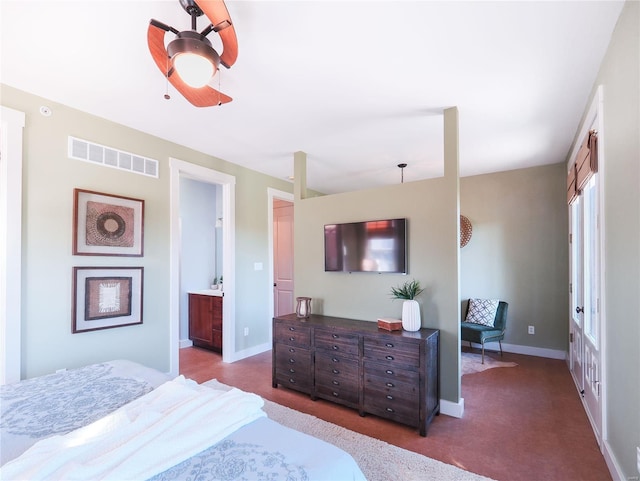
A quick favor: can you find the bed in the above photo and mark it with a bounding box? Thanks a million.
[0,360,367,481]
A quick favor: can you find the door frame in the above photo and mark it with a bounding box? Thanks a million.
[0,106,25,384]
[566,85,606,447]
[169,158,236,377]
[267,187,294,343]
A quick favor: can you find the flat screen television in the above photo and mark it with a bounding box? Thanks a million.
[324,218,407,273]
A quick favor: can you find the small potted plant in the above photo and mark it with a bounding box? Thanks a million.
[390,279,424,331]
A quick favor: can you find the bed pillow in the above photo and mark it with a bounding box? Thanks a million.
[465,298,500,327]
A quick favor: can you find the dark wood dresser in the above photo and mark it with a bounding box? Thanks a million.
[272,313,439,436]
[189,293,222,352]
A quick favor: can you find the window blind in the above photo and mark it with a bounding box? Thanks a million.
[567,130,598,205]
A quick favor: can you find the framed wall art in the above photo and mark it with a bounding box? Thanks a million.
[73,189,144,256]
[72,266,143,333]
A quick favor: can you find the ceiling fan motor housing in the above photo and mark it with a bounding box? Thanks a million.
[167,30,221,69]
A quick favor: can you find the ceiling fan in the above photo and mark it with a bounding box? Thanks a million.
[147,0,238,107]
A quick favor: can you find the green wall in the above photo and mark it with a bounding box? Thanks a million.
[1,84,293,378]
[294,109,461,403]
[460,163,569,351]
[572,1,639,478]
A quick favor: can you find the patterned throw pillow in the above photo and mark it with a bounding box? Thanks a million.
[465,298,500,327]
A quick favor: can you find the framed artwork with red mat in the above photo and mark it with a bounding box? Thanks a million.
[73,189,144,256]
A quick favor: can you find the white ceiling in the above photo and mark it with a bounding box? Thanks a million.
[0,1,624,194]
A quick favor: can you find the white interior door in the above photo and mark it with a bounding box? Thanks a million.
[569,174,602,441]
[569,197,584,392]
[273,199,294,317]
[580,176,602,439]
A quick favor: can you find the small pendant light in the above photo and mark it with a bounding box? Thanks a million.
[397,163,407,183]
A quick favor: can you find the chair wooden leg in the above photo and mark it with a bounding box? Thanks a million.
[499,340,503,357]
[481,341,485,364]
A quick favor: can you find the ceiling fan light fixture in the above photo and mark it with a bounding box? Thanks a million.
[167,31,220,88]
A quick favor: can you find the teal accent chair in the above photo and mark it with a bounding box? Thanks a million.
[461,300,508,364]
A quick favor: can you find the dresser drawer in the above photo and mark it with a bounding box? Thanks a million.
[274,343,311,392]
[363,391,418,427]
[315,383,360,406]
[275,371,312,392]
[315,351,359,393]
[363,336,420,367]
[275,322,311,347]
[275,343,311,370]
[363,361,419,384]
[316,351,359,378]
[364,373,419,405]
[314,329,359,356]
[364,373,419,426]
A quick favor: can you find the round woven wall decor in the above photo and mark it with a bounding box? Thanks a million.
[460,215,473,248]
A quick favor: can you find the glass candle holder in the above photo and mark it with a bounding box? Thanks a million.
[296,297,312,318]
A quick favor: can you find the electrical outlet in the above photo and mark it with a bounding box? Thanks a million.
[244,327,249,337]
[528,325,535,335]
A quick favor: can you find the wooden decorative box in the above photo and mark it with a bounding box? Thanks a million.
[377,318,402,331]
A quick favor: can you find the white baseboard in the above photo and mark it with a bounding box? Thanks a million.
[468,341,567,360]
[228,342,271,362]
[179,339,193,349]
[440,397,464,418]
[603,439,628,481]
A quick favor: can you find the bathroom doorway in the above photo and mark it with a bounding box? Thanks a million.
[169,158,236,378]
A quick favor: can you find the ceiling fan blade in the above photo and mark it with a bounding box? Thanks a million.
[147,22,232,107]
[198,0,238,68]
[169,78,233,107]
[147,21,171,74]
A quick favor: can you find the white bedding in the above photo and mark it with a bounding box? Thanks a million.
[0,376,266,481]
[0,359,171,466]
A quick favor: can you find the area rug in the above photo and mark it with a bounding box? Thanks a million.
[462,351,518,375]
[203,379,495,481]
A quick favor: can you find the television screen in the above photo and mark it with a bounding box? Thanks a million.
[324,218,407,273]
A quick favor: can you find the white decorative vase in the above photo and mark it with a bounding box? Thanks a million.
[402,300,421,331]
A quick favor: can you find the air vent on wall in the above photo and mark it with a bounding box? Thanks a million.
[68,136,159,178]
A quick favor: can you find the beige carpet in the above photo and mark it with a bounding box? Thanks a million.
[203,379,495,481]
[462,351,518,375]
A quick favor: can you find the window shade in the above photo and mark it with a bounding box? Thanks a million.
[567,130,598,205]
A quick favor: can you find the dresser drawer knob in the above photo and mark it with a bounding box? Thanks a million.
[332,334,339,339]
[332,358,339,363]
[385,369,394,375]
[385,343,394,348]
[288,327,295,331]
[386,407,394,413]
[386,394,394,400]
[332,345,339,350]
[332,392,339,397]
[289,368,295,373]
[289,378,296,383]
[386,382,395,388]
[289,348,295,352]
[332,380,340,385]
[332,369,340,374]
[385,355,394,361]
[289,359,295,363]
